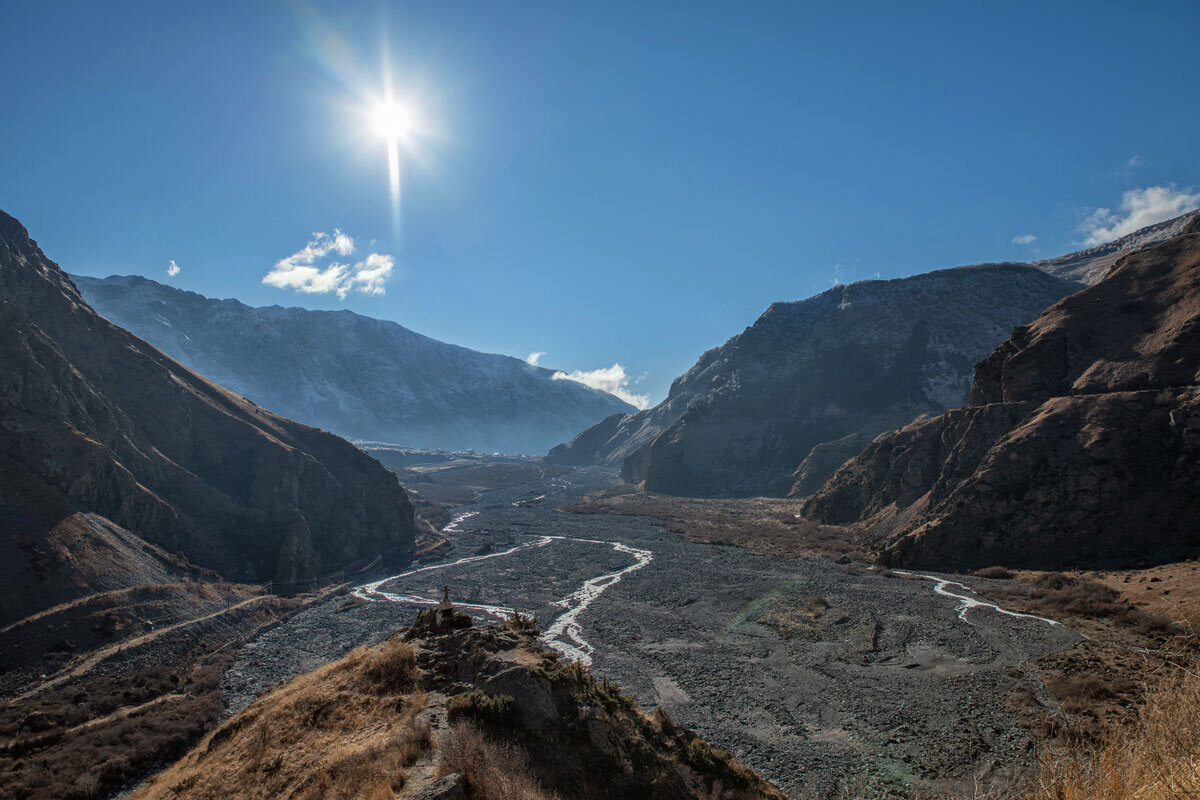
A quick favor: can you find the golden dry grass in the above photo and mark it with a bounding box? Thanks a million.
[131,636,430,800]
[436,722,555,800]
[1021,660,1200,800]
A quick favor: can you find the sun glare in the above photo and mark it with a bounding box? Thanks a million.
[370,100,415,142]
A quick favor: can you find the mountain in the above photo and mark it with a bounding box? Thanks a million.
[131,609,783,800]
[804,222,1200,569]
[0,209,416,623]
[1033,209,1200,285]
[551,265,1079,498]
[70,275,635,454]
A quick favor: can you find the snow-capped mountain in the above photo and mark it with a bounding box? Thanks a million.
[71,275,635,454]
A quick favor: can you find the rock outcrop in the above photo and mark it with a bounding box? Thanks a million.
[557,266,1077,497]
[0,209,417,607]
[805,224,1200,569]
[133,613,784,800]
[71,274,635,455]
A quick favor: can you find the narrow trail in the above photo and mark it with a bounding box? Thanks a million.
[59,692,186,736]
[14,595,274,702]
[893,571,1064,627]
[352,534,654,665]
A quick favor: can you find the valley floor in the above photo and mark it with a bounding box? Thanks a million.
[220,466,1081,798]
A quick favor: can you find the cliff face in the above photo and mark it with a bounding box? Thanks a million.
[805,226,1200,569]
[0,210,417,594]
[72,274,634,455]
[579,265,1078,497]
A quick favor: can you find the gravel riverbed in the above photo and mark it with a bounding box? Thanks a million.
[222,466,1080,798]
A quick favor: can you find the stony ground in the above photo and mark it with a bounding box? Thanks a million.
[221,466,1081,799]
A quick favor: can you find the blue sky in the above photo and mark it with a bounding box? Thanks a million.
[4,1,1199,407]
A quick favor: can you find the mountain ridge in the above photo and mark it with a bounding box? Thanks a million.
[0,209,417,623]
[804,223,1200,569]
[70,273,635,455]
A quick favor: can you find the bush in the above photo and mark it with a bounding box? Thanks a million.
[359,637,418,691]
[447,691,515,724]
[974,566,1015,580]
[506,611,539,634]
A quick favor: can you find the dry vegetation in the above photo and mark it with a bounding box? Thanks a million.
[0,582,300,800]
[563,485,865,561]
[436,723,554,800]
[132,635,432,800]
[0,652,233,800]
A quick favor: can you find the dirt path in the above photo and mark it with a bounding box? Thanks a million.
[397,691,449,798]
[15,594,273,702]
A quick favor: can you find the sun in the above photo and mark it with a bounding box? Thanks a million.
[370,100,415,142]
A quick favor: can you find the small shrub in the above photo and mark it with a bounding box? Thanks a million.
[360,637,418,691]
[975,566,1015,580]
[506,611,539,634]
[447,690,515,724]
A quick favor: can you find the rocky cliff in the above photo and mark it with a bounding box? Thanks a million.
[556,266,1077,497]
[0,210,417,603]
[804,223,1200,569]
[71,275,634,455]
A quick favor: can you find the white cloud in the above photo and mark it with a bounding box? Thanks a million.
[166,259,180,277]
[526,351,547,366]
[1081,185,1200,246]
[1127,155,1145,169]
[262,230,393,299]
[1011,234,1037,245]
[552,363,650,410]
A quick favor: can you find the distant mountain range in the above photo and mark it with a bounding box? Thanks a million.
[548,210,1200,498]
[0,210,416,624]
[806,217,1200,569]
[71,275,635,455]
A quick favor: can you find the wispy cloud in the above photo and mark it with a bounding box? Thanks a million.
[166,259,180,277]
[1081,185,1200,246]
[1127,155,1146,169]
[552,363,649,410]
[262,230,394,299]
[1011,234,1037,245]
[526,351,547,366]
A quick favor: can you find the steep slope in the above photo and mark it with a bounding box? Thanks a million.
[0,209,417,614]
[567,266,1077,497]
[71,275,635,454]
[1033,208,1200,285]
[133,610,784,800]
[804,225,1200,569]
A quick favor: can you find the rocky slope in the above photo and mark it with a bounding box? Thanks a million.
[1033,208,1200,285]
[71,274,634,454]
[133,609,784,800]
[804,224,1200,569]
[553,266,1078,498]
[0,209,417,618]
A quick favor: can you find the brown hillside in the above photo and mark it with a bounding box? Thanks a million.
[133,610,785,800]
[804,228,1200,569]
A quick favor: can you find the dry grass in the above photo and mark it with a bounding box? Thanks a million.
[1020,660,1200,800]
[131,636,430,800]
[563,487,863,561]
[436,722,555,800]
